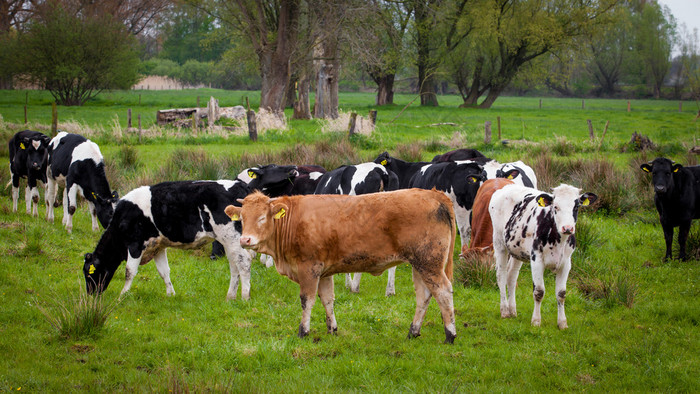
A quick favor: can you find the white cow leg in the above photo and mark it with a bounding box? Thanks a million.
[317,276,337,334]
[45,179,56,222]
[64,184,80,233]
[30,186,40,217]
[297,270,320,338]
[494,247,510,318]
[350,273,362,293]
[120,252,143,296]
[344,273,353,291]
[87,201,99,231]
[61,188,69,227]
[25,185,32,214]
[385,266,396,296]
[506,256,523,317]
[530,259,546,327]
[153,249,175,296]
[555,260,571,329]
[409,267,432,339]
[12,185,19,212]
[223,241,252,301]
[260,253,274,268]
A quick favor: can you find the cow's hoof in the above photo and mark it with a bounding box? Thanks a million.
[385,289,395,297]
[328,327,338,335]
[444,327,456,344]
[298,324,309,338]
[407,324,421,339]
[558,321,568,330]
[531,319,541,327]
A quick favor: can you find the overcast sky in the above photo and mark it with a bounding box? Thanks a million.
[657,0,700,35]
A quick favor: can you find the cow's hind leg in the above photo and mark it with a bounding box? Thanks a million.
[153,249,175,296]
[662,223,674,260]
[25,185,32,214]
[385,266,396,296]
[416,268,456,344]
[494,247,511,318]
[530,258,546,327]
[678,221,691,261]
[11,174,20,212]
[317,276,337,334]
[345,273,361,293]
[408,267,432,339]
[64,182,80,233]
[297,268,320,338]
[45,178,57,222]
[505,256,523,317]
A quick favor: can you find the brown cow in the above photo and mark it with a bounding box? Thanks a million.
[225,189,457,343]
[460,178,514,259]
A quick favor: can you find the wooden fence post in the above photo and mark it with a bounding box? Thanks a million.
[348,112,358,136]
[127,108,132,128]
[197,96,200,108]
[587,119,594,140]
[247,109,257,142]
[627,101,631,112]
[139,94,141,106]
[485,121,492,144]
[582,99,585,110]
[497,116,502,140]
[539,99,542,109]
[51,102,58,135]
[679,101,682,113]
[369,110,377,125]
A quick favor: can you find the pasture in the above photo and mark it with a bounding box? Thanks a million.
[0,90,698,391]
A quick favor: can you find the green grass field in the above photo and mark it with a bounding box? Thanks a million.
[0,89,698,391]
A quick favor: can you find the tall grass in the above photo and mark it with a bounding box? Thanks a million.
[455,252,496,289]
[35,286,120,339]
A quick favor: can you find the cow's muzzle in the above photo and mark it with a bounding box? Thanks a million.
[31,162,41,170]
[654,185,666,193]
[240,236,256,249]
[561,225,575,235]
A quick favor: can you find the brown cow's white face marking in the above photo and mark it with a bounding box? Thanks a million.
[225,193,287,254]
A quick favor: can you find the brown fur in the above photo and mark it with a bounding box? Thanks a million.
[460,178,514,259]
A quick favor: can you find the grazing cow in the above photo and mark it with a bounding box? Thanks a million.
[83,180,254,300]
[431,148,487,163]
[460,178,514,259]
[641,157,700,260]
[211,164,326,261]
[315,162,400,295]
[46,132,118,233]
[408,160,487,248]
[8,130,51,216]
[225,189,457,343]
[490,184,597,329]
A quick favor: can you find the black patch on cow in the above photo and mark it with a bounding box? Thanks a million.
[298,323,309,338]
[409,161,485,212]
[567,234,576,248]
[315,164,398,195]
[444,327,456,345]
[533,288,545,302]
[434,201,453,226]
[408,323,421,338]
[558,290,566,299]
[300,294,308,310]
[341,253,372,266]
[533,210,560,252]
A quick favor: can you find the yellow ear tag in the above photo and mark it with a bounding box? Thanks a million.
[230,213,240,221]
[91,192,97,199]
[582,198,590,206]
[507,174,514,179]
[381,159,387,166]
[89,264,96,275]
[19,143,25,150]
[248,171,257,179]
[273,208,286,219]
[673,167,679,173]
[538,197,547,207]
[469,176,477,183]
[642,167,651,173]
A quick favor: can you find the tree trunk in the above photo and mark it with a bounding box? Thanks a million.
[293,75,311,119]
[259,51,291,112]
[314,40,339,119]
[375,74,395,106]
[414,0,439,107]
[419,68,438,106]
[284,76,297,108]
[478,85,505,109]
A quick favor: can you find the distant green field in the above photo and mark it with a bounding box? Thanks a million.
[0,89,698,391]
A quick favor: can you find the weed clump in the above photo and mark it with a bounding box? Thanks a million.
[455,252,496,289]
[36,288,120,339]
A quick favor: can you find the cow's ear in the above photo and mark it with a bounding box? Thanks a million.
[640,163,653,173]
[503,169,520,180]
[84,253,93,262]
[672,163,683,173]
[466,175,480,184]
[580,193,598,206]
[225,205,242,221]
[247,168,262,179]
[536,193,553,207]
[236,198,245,204]
[111,191,119,200]
[271,202,288,220]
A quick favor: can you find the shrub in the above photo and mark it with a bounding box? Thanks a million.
[455,252,497,289]
[35,287,120,339]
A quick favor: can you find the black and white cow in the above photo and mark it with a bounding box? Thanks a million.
[408,160,487,248]
[315,162,400,295]
[83,180,254,300]
[641,157,700,260]
[211,164,327,261]
[431,148,487,163]
[489,184,597,329]
[8,130,51,216]
[46,132,118,233]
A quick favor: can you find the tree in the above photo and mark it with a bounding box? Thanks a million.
[159,4,229,64]
[17,4,140,106]
[636,1,675,98]
[410,0,442,106]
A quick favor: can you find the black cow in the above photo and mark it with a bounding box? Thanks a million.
[46,132,118,233]
[8,130,51,216]
[374,151,430,189]
[84,180,255,300]
[431,148,487,163]
[641,157,700,260]
[409,161,486,248]
[315,161,400,295]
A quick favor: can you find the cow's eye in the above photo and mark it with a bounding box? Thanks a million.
[258,216,266,224]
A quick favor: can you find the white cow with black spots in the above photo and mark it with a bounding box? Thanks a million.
[489,184,597,329]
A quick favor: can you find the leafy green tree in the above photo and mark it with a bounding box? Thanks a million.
[159,5,229,64]
[17,5,140,106]
[635,1,675,98]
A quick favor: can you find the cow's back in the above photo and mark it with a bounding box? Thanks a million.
[463,178,514,257]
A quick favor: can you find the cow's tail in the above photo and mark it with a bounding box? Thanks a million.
[446,211,456,282]
[5,179,11,190]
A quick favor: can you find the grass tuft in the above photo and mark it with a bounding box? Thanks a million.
[35,286,120,339]
[455,252,496,289]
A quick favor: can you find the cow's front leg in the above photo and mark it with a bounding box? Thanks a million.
[11,175,20,212]
[317,276,337,334]
[64,183,80,233]
[385,266,396,296]
[678,221,691,261]
[530,258,546,327]
[408,267,432,339]
[297,269,320,338]
[555,260,571,330]
[223,240,252,301]
[87,200,99,231]
[153,249,175,296]
[25,185,33,214]
[506,256,523,317]
[120,251,143,296]
[45,179,57,222]
[661,223,674,260]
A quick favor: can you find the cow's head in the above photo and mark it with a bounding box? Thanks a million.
[83,252,116,295]
[247,164,299,192]
[91,191,119,228]
[537,184,598,235]
[21,134,51,172]
[225,191,287,255]
[374,151,391,167]
[640,157,682,194]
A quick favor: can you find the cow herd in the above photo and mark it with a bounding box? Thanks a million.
[7,129,700,343]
